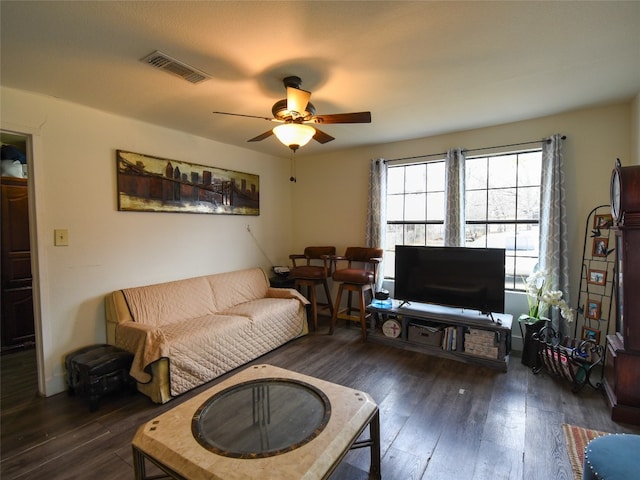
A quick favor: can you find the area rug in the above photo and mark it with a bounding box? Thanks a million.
[562,423,610,480]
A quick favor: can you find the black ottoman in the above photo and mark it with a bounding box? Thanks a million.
[65,344,135,412]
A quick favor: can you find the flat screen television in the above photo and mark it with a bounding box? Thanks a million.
[394,245,505,314]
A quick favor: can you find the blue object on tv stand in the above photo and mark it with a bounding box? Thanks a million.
[371,299,393,309]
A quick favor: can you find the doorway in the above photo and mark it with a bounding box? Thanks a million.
[1,130,39,400]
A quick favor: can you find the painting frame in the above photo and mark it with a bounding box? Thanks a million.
[585,299,602,320]
[581,325,601,344]
[592,237,608,257]
[587,269,607,286]
[593,213,613,229]
[116,150,259,216]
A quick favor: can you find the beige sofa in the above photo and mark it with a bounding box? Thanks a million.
[105,267,309,404]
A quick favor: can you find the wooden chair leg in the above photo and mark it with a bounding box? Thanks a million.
[358,286,368,340]
[322,280,334,316]
[308,284,318,332]
[346,290,353,318]
[295,279,328,332]
[329,284,344,335]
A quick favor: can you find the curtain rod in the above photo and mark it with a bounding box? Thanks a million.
[384,135,566,163]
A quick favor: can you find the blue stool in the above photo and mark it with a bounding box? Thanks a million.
[583,434,640,479]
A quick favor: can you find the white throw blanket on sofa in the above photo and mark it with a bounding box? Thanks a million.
[113,268,308,397]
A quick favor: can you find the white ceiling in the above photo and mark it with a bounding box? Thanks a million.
[1,1,639,158]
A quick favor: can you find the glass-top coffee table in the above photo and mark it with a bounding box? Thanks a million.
[132,364,380,479]
[193,377,332,458]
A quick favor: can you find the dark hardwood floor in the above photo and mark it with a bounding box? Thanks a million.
[1,318,639,480]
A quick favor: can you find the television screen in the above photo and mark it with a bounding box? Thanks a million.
[394,245,506,314]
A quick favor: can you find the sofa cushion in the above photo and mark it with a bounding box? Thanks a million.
[161,314,254,395]
[206,268,269,312]
[122,276,216,327]
[224,297,304,329]
[159,307,305,396]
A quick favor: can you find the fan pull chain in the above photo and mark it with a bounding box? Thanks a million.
[290,150,297,183]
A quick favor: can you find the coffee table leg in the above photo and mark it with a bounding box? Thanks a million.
[132,446,146,480]
[132,445,185,479]
[369,409,381,480]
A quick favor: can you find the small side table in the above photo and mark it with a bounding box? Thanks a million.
[269,275,295,289]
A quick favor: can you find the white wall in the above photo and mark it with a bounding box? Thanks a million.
[1,86,295,396]
[293,102,633,347]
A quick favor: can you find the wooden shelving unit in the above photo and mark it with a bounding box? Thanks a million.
[366,301,512,371]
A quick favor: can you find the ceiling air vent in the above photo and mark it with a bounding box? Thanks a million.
[140,50,209,84]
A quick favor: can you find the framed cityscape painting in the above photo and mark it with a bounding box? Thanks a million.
[116,150,259,215]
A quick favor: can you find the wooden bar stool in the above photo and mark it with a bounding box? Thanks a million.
[289,246,335,331]
[329,247,383,340]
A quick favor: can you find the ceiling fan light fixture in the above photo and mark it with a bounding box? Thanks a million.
[273,123,316,150]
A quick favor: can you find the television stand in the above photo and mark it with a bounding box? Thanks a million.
[366,300,512,371]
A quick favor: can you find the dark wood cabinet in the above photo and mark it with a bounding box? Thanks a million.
[603,161,640,424]
[1,176,35,351]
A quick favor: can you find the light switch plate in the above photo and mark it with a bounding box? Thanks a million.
[54,229,69,246]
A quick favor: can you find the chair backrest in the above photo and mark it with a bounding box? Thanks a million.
[290,246,335,278]
[304,246,336,259]
[332,247,383,285]
[343,247,383,265]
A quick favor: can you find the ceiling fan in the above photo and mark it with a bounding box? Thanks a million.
[213,76,371,151]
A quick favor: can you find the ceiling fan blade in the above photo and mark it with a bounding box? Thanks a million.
[248,130,274,142]
[287,87,311,115]
[311,112,372,124]
[313,128,335,144]
[213,111,276,122]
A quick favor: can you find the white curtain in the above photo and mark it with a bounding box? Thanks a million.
[444,148,466,247]
[539,134,570,331]
[366,158,387,290]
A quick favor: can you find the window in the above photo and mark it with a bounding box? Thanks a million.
[385,149,542,290]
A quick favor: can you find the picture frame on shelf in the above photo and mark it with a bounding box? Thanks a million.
[592,237,608,257]
[585,299,602,320]
[587,269,607,286]
[581,325,601,344]
[593,213,613,229]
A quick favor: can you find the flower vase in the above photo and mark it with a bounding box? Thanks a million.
[519,316,547,368]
